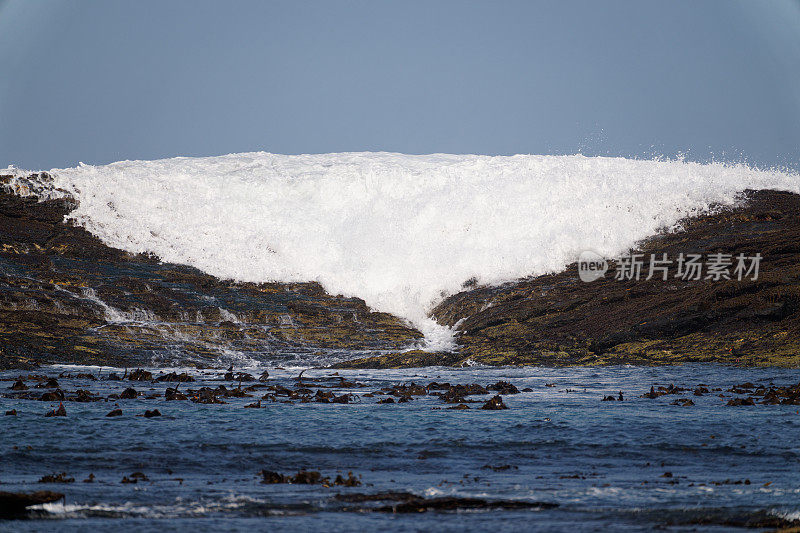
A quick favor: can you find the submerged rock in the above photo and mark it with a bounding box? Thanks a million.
[155,372,194,383]
[44,402,66,417]
[334,491,557,513]
[38,472,74,483]
[259,469,361,487]
[671,398,695,407]
[121,472,149,484]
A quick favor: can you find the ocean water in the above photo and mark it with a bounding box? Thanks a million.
[5,153,800,347]
[2,364,799,532]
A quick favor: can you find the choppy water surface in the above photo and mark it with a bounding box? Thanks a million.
[1,364,799,532]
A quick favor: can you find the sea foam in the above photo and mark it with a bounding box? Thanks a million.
[11,152,800,348]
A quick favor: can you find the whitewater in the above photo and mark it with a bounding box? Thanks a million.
[6,152,800,348]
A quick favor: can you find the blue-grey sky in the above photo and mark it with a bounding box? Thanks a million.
[1,0,799,170]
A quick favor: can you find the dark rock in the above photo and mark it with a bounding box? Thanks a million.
[386,383,427,397]
[435,383,488,403]
[225,372,254,382]
[727,397,755,406]
[190,387,225,404]
[155,372,195,382]
[0,490,64,518]
[260,470,287,484]
[259,469,358,486]
[481,464,518,471]
[39,390,64,402]
[39,378,59,388]
[5,409,16,416]
[331,393,356,404]
[10,379,27,391]
[334,491,558,513]
[72,389,98,402]
[106,409,123,417]
[165,387,188,401]
[334,472,361,486]
[128,369,152,381]
[38,472,74,483]
[487,381,520,394]
[143,409,161,418]
[121,472,148,484]
[481,395,508,410]
[44,403,66,417]
[291,470,325,484]
[119,387,138,399]
[314,389,334,402]
[671,398,695,407]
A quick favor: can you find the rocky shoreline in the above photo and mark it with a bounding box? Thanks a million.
[1,174,799,369]
[0,174,421,370]
[341,189,800,368]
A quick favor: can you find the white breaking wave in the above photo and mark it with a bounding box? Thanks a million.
[7,152,799,347]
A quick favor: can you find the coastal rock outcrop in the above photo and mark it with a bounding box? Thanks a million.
[3,173,799,369]
[340,190,800,368]
[0,174,422,369]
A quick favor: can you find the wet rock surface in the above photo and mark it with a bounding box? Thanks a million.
[333,491,557,513]
[341,190,800,368]
[0,175,422,370]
